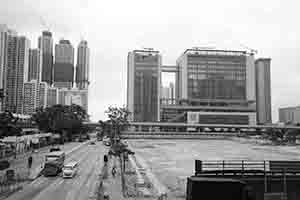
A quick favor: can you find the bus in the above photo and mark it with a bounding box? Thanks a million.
[43,151,65,176]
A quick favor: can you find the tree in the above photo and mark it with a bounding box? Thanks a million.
[285,129,299,144]
[105,106,131,144]
[0,111,21,138]
[32,104,88,142]
[266,128,288,144]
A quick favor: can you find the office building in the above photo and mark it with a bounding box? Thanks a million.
[255,58,272,124]
[38,31,53,85]
[23,80,38,114]
[279,106,300,125]
[54,39,74,89]
[47,87,58,107]
[160,48,257,125]
[39,82,47,108]
[127,49,161,122]
[28,48,42,81]
[58,88,88,112]
[76,40,89,89]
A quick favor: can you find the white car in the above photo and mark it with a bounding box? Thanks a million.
[103,136,111,146]
[62,161,78,178]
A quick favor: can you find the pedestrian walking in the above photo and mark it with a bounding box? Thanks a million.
[28,155,33,169]
[111,166,116,177]
[104,154,108,164]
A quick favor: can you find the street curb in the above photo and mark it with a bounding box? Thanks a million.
[29,141,90,180]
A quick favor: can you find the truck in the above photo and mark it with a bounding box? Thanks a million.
[43,151,65,176]
[186,176,254,200]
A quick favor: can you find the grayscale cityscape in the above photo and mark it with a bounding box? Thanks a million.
[1,0,300,200]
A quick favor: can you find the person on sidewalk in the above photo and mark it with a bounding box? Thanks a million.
[111,166,116,177]
[28,155,33,169]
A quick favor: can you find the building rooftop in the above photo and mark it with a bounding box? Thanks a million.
[255,58,271,62]
[59,39,71,45]
[279,105,300,110]
[183,48,248,56]
[42,30,52,37]
[133,49,159,54]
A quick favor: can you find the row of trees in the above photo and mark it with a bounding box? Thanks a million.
[0,104,89,141]
[32,104,89,142]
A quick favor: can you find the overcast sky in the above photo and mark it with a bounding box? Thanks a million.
[1,0,300,122]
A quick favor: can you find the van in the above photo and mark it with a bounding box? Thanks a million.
[62,161,78,178]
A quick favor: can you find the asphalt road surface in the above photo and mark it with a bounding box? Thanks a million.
[6,141,106,200]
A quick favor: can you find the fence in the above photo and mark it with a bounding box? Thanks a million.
[196,160,300,176]
[200,160,268,171]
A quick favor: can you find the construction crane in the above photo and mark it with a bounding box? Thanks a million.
[239,43,258,54]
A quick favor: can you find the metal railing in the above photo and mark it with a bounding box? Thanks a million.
[200,160,268,171]
[196,160,300,175]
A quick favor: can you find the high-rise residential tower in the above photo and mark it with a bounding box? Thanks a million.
[28,48,42,81]
[38,31,53,85]
[15,36,30,114]
[0,25,9,91]
[53,39,74,89]
[23,80,38,115]
[0,25,17,111]
[76,40,89,89]
[127,49,161,122]
[38,82,47,108]
[255,58,272,124]
[47,86,58,107]
[4,35,30,113]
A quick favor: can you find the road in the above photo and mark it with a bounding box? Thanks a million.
[6,141,107,200]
